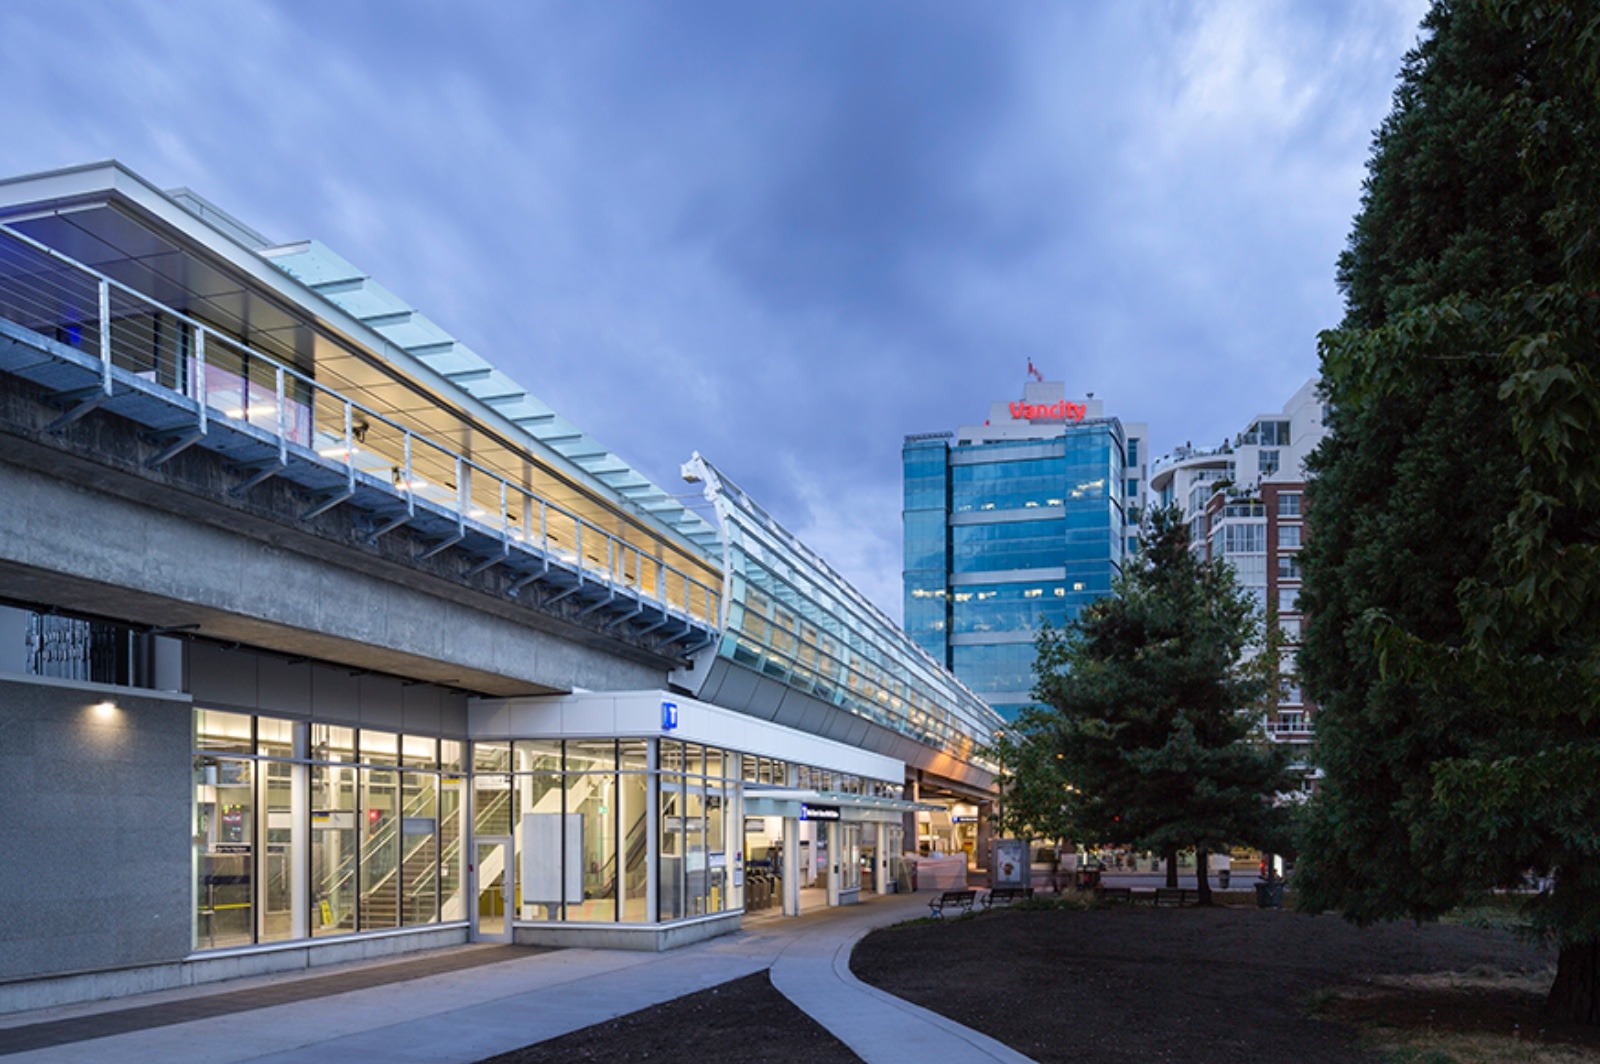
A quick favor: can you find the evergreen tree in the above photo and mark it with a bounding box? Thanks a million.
[1034,508,1295,903]
[1295,0,1600,1023]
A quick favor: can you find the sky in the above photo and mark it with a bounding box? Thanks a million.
[0,0,1429,619]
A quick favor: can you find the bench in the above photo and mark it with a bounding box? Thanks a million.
[982,886,1034,908]
[1155,887,1197,907]
[928,889,978,917]
[1094,886,1133,904]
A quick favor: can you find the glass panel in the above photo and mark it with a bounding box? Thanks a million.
[196,709,252,754]
[359,767,400,930]
[257,717,297,759]
[440,739,465,773]
[703,748,724,780]
[312,724,356,763]
[706,783,726,913]
[568,770,616,922]
[620,771,650,923]
[195,756,254,949]
[566,738,616,774]
[360,729,399,767]
[260,758,302,942]
[474,767,512,837]
[617,739,648,772]
[685,788,708,916]
[402,773,439,925]
[402,735,438,769]
[312,763,358,935]
[476,840,507,937]
[683,744,704,778]
[659,739,684,773]
[440,773,467,921]
[514,738,562,773]
[658,775,684,921]
[474,740,510,773]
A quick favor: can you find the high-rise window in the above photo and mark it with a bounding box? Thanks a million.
[1278,492,1302,517]
[1278,525,1301,550]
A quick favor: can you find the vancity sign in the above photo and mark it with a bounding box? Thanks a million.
[1010,399,1086,422]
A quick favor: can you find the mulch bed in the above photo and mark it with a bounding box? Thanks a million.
[476,969,858,1064]
[476,901,1600,1063]
[852,901,1596,1062]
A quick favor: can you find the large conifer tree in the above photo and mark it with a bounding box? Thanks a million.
[1296,0,1600,1023]
[1035,508,1295,902]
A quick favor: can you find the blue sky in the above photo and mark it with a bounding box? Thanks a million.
[1,0,1427,616]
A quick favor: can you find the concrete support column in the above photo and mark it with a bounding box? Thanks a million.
[903,774,920,854]
[781,816,801,916]
[975,800,995,882]
[825,821,840,907]
[873,822,890,895]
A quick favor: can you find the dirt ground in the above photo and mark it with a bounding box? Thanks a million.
[476,969,857,1064]
[477,898,1600,1063]
[852,898,1599,1063]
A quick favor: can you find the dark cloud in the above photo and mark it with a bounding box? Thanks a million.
[0,0,1428,615]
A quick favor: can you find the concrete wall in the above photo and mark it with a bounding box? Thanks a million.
[0,457,666,698]
[0,674,193,982]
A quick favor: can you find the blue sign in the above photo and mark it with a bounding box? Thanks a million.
[661,699,679,732]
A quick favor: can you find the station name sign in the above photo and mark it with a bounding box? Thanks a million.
[800,803,841,821]
[1011,400,1085,422]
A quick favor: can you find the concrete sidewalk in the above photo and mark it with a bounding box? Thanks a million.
[0,893,1033,1064]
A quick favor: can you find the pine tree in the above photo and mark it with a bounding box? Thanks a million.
[1295,0,1600,1024]
[1033,508,1295,903]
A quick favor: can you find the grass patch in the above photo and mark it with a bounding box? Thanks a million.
[1310,968,1600,1064]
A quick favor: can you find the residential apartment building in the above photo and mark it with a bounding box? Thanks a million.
[1148,380,1325,746]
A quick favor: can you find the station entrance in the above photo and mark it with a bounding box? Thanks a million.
[740,790,913,919]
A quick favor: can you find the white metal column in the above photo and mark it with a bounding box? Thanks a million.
[782,816,801,916]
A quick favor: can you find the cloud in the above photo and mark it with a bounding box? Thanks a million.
[0,0,1432,618]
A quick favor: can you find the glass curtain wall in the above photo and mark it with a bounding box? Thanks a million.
[193,709,465,951]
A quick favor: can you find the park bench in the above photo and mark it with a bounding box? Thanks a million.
[1155,887,1197,907]
[928,889,977,917]
[1094,886,1133,904]
[982,886,1034,909]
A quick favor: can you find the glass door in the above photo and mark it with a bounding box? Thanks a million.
[473,837,512,942]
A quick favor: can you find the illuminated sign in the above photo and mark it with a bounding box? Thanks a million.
[661,700,679,732]
[800,803,841,821]
[1011,400,1086,422]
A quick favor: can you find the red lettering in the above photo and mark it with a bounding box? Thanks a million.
[1010,397,1088,422]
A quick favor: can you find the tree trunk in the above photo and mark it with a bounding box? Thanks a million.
[1546,939,1600,1026]
[1164,846,1179,888]
[1195,846,1213,907]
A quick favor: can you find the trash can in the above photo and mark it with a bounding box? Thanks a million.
[1218,869,1231,890]
[1255,880,1285,909]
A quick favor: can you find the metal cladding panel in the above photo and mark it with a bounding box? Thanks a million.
[744,674,786,722]
[401,684,446,735]
[309,664,362,721]
[188,640,258,709]
[358,674,406,728]
[256,654,313,717]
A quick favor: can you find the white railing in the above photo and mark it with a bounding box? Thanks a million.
[0,223,720,628]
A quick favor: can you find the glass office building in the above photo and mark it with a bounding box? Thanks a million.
[905,382,1143,720]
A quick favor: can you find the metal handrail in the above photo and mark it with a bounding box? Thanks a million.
[0,223,721,628]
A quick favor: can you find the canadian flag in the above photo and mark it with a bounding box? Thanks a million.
[1026,359,1044,383]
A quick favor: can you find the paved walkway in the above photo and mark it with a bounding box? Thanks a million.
[0,893,1032,1064]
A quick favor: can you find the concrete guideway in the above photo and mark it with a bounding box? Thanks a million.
[0,893,1033,1064]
